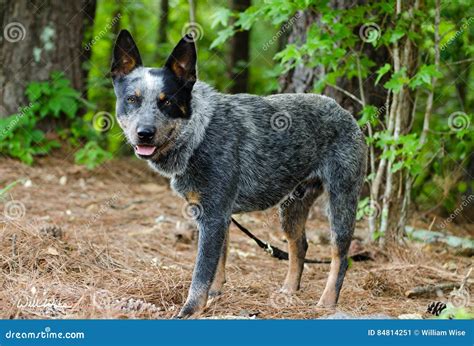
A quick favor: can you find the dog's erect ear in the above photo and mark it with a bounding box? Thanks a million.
[111,30,143,78]
[165,34,197,84]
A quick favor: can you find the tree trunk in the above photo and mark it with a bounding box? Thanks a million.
[381,0,419,247]
[81,0,98,97]
[228,0,251,94]
[0,0,94,117]
[279,3,388,115]
[158,0,169,44]
[278,11,318,94]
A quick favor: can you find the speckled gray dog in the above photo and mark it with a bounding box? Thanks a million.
[111,30,367,318]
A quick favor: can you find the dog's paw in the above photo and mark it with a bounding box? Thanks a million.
[316,297,337,309]
[208,289,222,298]
[176,298,206,319]
[279,283,299,294]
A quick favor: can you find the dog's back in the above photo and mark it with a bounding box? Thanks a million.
[190,83,367,213]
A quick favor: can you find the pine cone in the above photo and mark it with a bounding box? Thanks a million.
[115,298,161,314]
[427,301,447,316]
[39,226,63,239]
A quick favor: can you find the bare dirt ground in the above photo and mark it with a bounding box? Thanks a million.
[0,153,472,319]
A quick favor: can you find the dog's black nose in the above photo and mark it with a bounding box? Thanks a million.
[137,126,156,140]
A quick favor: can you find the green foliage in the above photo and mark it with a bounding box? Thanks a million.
[438,307,474,320]
[0,72,112,169]
[0,72,79,164]
[0,180,21,199]
[74,141,113,169]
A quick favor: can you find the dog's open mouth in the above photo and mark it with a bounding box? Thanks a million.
[135,145,157,157]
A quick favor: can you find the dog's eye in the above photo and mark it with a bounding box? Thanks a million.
[164,100,172,106]
[126,95,137,104]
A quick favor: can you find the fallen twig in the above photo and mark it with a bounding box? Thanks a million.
[405,282,458,298]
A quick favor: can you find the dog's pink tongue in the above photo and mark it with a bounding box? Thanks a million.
[135,145,157,156]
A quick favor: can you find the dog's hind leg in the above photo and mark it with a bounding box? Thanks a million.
[317,173,362,307]
[279,181,323,294]
[209,230,229,297]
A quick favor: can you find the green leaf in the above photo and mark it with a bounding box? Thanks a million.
[409,64,443,89]
[26,82,43,101]
[210,27,234,49]
[211,8,232,28]
[390,28,405,43]
[375,63,391,85]
[384,68,408,93]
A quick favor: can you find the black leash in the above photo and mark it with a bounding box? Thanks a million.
[231,217,330,264]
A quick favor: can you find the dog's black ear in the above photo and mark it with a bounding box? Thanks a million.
[111,30,143,78]
[165,34,197,84]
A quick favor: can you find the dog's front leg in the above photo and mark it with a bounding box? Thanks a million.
[177,216,229,318]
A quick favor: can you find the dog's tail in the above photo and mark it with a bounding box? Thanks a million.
[230,218,330,264]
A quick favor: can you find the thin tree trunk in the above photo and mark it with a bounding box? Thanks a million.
[382,0,419,247]
[81,0,98,98]
[228,0,251,93]
[158,0,169,44]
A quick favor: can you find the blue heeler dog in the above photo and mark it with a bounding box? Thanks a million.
[111,30,367,318]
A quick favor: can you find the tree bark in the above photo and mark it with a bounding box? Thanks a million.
[228,0,251,94]
[278,10,318,94]
[278,2,388,115]
[158,0,169,44]
[0,0,94,117]
[381,0,419,247]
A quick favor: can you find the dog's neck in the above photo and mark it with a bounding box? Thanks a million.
[147,81,216,177]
